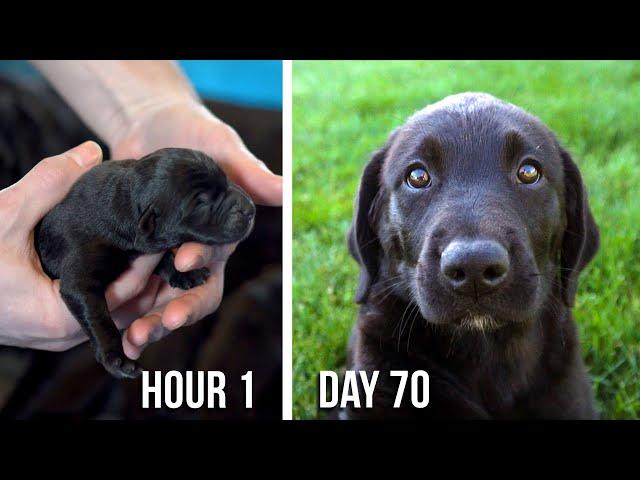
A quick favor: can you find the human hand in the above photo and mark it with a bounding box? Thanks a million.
[0,141,195,352]
[31,61,282,358]
[109,99,282,358]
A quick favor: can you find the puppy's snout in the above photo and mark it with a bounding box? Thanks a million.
[221,185,256,242]
[440,239,510,297]
[224,186,256,219]
[237,198,256,220]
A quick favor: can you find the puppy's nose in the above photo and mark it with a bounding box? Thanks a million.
[440,239,509,297]
[240,198,256,219]
[224,186,255,220]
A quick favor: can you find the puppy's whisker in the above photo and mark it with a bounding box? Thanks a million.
[446,320,463,358]
[396,302,415,352]
[376,281,408,304]
[356,236,381,250]
[374,274,405,287]
[406,304,421,354]
[374,279,404,294]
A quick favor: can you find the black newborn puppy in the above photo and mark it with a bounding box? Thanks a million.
[35,148,256,378]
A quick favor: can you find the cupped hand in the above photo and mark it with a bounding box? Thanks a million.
[110,99,282,358]
[0,142,205,351]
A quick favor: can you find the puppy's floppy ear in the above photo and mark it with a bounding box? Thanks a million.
[348,131,396,304]
[138,204,157,238]
[560,147,599,307]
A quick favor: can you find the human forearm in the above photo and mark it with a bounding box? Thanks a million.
[31,60,200,149]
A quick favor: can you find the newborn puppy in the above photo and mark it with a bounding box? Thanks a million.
[345,93,599,419]
[35,148,256,378]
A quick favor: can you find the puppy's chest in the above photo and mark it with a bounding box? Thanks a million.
[470,365,527,415]
[415,343,537,417]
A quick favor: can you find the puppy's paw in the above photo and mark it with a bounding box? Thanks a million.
[100,351,142,379]
[169,267,210,290]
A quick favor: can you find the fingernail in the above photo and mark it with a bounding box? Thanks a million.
[187,255,205,270]
[73,141,102,167]
[169,315,188,330]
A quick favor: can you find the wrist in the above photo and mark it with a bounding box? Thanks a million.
[33,61,203,155]
[108,96,211,160]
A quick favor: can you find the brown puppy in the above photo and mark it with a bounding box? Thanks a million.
[344,93,599,419]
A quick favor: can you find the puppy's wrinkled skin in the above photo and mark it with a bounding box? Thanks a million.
[344,93,599,419]
[35,148,255,378]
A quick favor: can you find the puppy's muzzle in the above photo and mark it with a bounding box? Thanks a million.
[222,185,256,239]
[439,239,510,298]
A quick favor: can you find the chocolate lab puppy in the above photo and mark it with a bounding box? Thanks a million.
[35,148,255,378]
[344,93,599,419]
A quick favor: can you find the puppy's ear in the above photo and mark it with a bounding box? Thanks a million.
[348,131,396,304]
[560,147,599,307]
[138,204,157,238]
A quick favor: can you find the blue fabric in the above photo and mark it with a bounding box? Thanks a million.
[0,60,283,110]
[178,60,282,110]
[0,60,41,80]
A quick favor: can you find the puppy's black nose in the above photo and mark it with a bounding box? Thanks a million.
[225,186,256,219]
[440,239,509,297]
[240,198,256,219]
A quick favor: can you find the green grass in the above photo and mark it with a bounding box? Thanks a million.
[293,60,640,419]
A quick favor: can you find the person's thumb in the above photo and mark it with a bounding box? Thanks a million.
[219,144,282,207]
[12,141,103,233]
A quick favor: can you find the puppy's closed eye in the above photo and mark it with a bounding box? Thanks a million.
[138,204,158,237]
[193,192,213,210]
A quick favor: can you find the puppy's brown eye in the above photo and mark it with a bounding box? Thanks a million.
[517,163,541,184]
[406,167,431,189]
